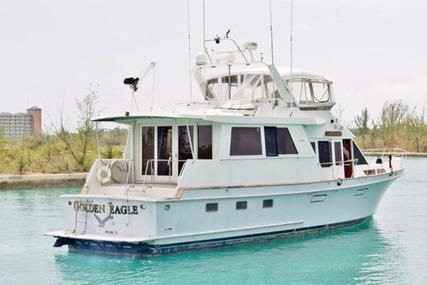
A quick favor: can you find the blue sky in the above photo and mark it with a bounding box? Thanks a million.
[0,0,426,129]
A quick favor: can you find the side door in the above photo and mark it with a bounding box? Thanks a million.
[140,125,178,183]
[342,139,354,178]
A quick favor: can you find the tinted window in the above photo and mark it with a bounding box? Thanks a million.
[198,125,212,159]
[277,128,298,154]
[264,127,278,156]
[236,201,247,210]
[318,141,332,167]
[178,126,193,174]
[157,126,173,175]
[334,142,343,165]
[311,142,316,153]
[206,203,218,212]
[263,199,273,208]
[353,143,368,165]
[142,127,154,175]
[230,127,262,156]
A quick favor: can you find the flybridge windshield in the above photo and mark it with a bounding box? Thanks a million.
[206,74,276,101]
[287,78,332,105]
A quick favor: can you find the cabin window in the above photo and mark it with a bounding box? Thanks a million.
[236,201,248,210]
[141,127,154,175]
[206,203,218,212]
[318,141,332,167]
[157,126,173,175]
[263,199,273,208]
[277,128,298,154]
[310,142,316,153]
[264,127,298,156]
[230,127,262,156]
[334,142,343,165]
[198,125,212,159]
[178,126,194,174]
[353,143,368,165]
[264,127,278,156]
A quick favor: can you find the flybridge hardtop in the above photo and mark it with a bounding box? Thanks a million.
[47,37,405,257]
[192,39,335,110]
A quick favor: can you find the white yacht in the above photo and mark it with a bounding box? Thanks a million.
[47,38,406,256]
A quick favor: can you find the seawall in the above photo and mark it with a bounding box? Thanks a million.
[0,173,87,190]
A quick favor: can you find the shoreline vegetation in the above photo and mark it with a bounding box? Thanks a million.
[1,95,426,187]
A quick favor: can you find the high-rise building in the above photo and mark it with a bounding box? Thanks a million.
[0,107,42,139]
[26,106,42,135]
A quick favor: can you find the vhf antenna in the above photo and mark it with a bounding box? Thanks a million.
[269,0,275,65]
[203,0,206,50]
[289,0,294,112]
[186,0,193,100]
[290,0,294,80]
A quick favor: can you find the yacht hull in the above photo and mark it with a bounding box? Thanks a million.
[48,171,402,257]
[57,217,369,257]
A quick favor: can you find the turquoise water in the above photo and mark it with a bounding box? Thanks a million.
[0,158,426,285]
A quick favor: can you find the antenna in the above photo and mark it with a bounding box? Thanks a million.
[289,0,294,112]
[186,0,193,100]
[290,0,294,78]
[150,66,156,112]
[203,0,206,49]
[269,0,275,64]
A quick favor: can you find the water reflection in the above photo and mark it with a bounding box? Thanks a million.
[54,219,403,285]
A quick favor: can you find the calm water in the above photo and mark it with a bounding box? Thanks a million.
[0,159,426,285]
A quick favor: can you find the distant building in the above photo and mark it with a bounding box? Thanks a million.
[0,107,42,139]
[26,106,42,135]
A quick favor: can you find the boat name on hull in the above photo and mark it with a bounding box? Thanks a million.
[73,201,139,215]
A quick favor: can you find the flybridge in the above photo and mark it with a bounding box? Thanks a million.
[192,36,335,111]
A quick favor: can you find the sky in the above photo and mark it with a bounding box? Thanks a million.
[0,0,426,130]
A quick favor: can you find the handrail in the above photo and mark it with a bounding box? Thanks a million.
[141,158,191,185]
[363,148,407,160]
[318,159,358,167]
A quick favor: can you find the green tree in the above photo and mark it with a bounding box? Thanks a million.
[405,107,426,153]
[57,85,98,171]
[377,100,408,145]
[101,127,127,159]
[354,107,370,147]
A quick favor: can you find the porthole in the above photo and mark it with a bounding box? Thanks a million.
[263,199,273,208]
[164,204,171,211]
[206,203,218,212]
[236,201,247,210]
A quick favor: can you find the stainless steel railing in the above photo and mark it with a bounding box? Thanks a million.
[142,157,189,186]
